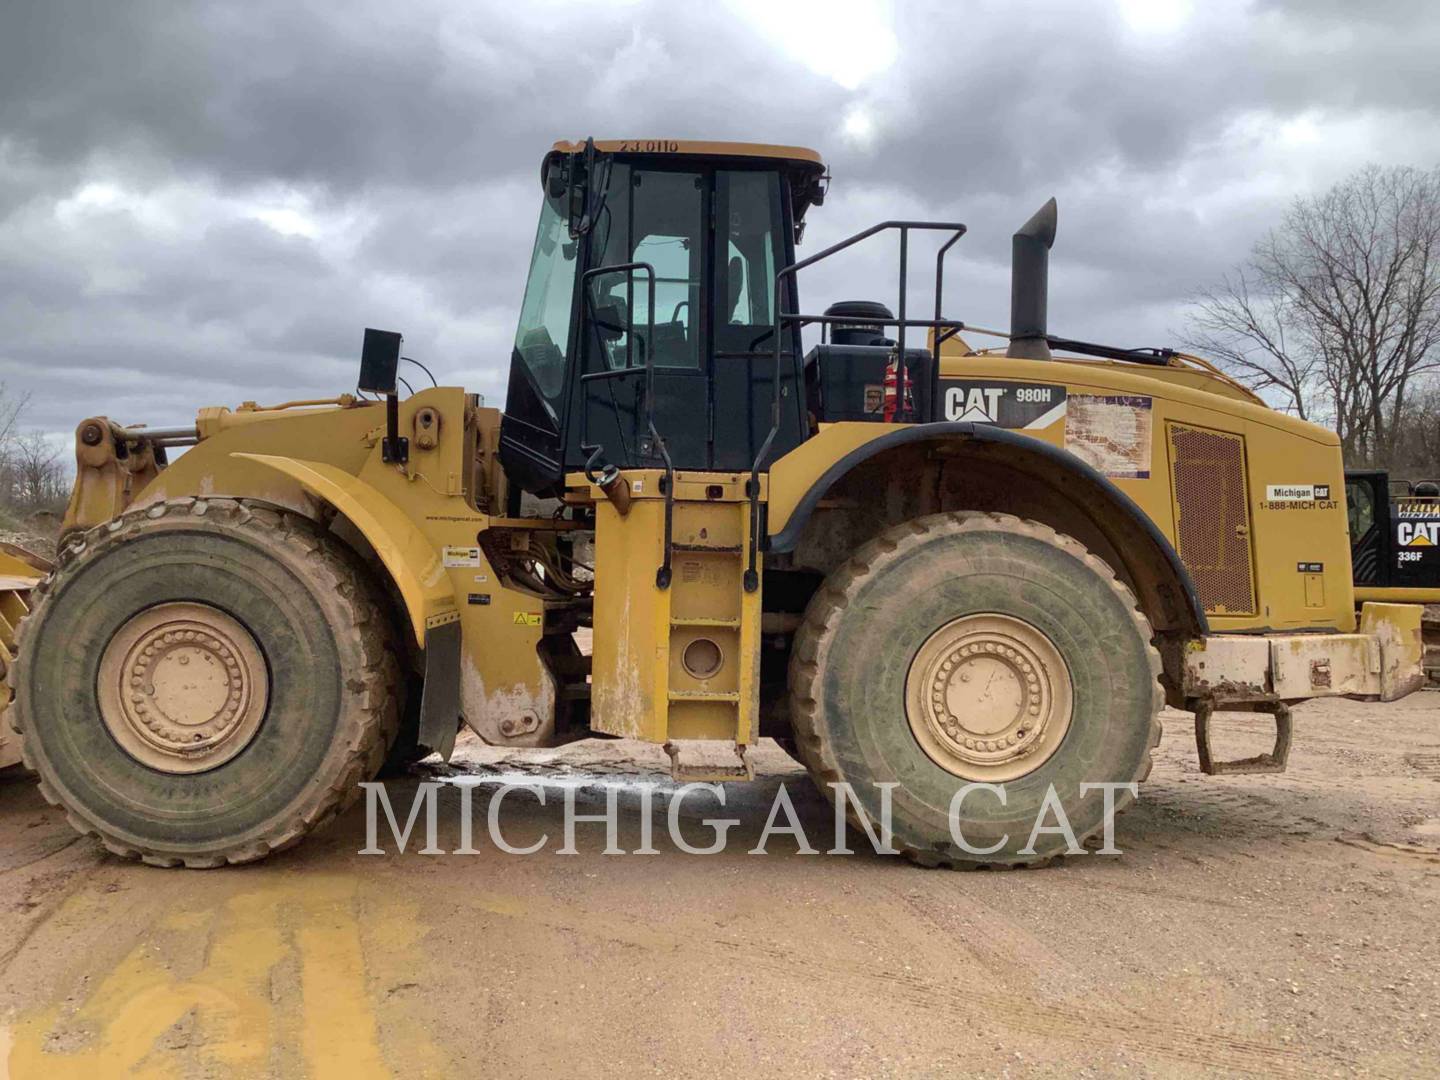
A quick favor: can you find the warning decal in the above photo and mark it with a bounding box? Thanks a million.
[1065,395,1152,479]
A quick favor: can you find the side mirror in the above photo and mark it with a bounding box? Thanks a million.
[560,137,610,239]
[542,152,567,201]
[591,297,631,343]
[359,327,402,394]
[541,147,589,237]
[359,328,409,464]
[567,156,589,237]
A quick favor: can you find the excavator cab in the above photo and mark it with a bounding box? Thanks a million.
[498,140,827,492]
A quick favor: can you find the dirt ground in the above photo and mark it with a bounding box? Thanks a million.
[0,693,1435,1078]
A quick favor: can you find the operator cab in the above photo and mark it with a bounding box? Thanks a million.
[499,140,828,494]
[1346,471,1440,590]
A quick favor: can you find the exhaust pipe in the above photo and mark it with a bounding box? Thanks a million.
[1006,197,1058,360]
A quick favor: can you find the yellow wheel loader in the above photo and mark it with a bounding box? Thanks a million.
[0,545,49,772]
[11,138,1425,867]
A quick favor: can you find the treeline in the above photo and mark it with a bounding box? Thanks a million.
[1184,164,1440,480]
[0,388,68,523]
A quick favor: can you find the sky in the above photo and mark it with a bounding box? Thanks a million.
[3,0,1440,450]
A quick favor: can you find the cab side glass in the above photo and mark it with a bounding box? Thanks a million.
[593,167,703,370]
[513,193,579,409]
[714,170,780,353]
[1346,480,1375,538]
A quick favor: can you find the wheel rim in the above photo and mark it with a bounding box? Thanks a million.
[97,602,269,774]
[904,613,1073,782]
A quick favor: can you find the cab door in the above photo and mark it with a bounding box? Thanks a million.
[574,163,712,471]
[709,168,806,471]
[566,161,809,475]
[1344,471,1388,587]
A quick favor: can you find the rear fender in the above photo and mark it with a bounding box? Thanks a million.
[767,421,1208,638]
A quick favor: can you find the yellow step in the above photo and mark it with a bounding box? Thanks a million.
[667,689,740,703]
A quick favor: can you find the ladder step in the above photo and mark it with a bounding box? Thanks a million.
[664,739,753,783]
[669,616,740,628]
[667,689,740,703]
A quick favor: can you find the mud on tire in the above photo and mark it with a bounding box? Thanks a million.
[10,498,400,867]
[788,511,1162,868]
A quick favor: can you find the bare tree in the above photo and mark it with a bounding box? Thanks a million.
[1392,379,1440,479]
[1184,269,1316,418]
[0,383,28,457]
[1184,165,1440,466]
[7,431,67,513]
[0,383,69,520]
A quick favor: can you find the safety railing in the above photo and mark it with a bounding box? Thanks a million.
[578,261,675,588]
[743,220,969,590]
[578,261,657,451]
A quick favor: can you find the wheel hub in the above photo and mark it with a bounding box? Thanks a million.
[905,613,1073,782]
[97,602,268,774]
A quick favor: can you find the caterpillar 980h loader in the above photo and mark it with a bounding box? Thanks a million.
[12,139,1425,868]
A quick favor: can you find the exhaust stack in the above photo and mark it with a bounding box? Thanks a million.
[1006,197,1058,360]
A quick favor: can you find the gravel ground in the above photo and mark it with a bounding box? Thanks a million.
[0,692,1435,1077]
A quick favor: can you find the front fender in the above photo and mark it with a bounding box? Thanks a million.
[233,453,457,646]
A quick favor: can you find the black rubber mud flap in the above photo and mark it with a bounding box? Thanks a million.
[419,621,462,761]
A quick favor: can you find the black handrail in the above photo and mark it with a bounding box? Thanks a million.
[579,261,676,588]
[1044,336,1175,367]
[743,220,968,591]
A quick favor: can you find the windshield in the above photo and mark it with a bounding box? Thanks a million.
[512,194,579,410]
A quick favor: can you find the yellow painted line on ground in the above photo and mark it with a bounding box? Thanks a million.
[9,934,264,1077]
[294,879,389,1080]
[7,874,451,1078]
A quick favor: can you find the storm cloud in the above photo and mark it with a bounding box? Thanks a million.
[3,0,1439,444]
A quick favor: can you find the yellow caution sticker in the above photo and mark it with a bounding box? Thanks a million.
[512,612,542,627]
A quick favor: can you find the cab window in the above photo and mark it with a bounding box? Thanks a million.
[714,170,780,352]
[1346,480,1375,538]
[591,166,703,370]
[512,193,578,408]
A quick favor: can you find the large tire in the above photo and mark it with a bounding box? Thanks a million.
[376,672,457,775]
[789,511,1161,868]
[1423,605,1439,688]
[378,672,427,775]
[11,498,399,867]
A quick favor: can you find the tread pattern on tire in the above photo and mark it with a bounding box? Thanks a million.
[9,497,400,868]
[787,510,1163,870]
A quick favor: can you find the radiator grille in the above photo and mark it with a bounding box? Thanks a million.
[1168,424,1256,615]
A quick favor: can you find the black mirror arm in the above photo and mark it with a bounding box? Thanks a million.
[566,137,613,239]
